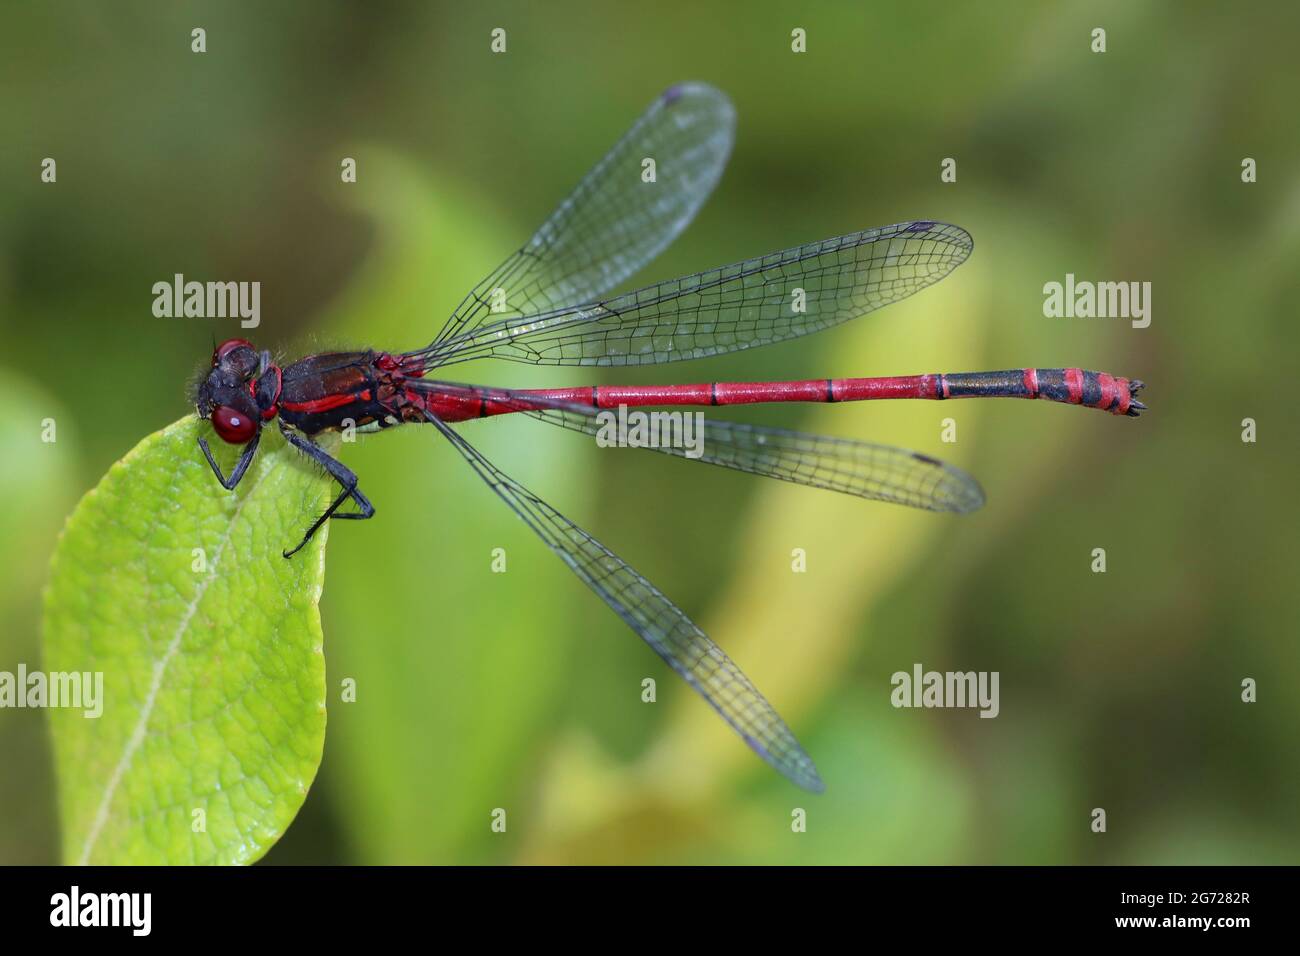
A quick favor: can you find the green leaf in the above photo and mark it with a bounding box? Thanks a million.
[43,416,335,864]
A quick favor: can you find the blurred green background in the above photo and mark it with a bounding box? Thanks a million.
[2,1,1297,864]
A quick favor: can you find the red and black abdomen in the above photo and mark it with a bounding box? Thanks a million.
[278,352,394,434]
[939,368,1144,416]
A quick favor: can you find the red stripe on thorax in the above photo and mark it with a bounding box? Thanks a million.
[280,389,372,414]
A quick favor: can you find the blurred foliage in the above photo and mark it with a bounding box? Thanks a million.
[1,1,1297,864]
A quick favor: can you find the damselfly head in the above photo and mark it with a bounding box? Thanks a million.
[194,338,262,442]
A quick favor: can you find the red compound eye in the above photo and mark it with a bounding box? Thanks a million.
[213,338,253,366]
[211,405,257,444]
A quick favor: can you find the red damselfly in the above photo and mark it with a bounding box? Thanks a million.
[193,83,1145,792]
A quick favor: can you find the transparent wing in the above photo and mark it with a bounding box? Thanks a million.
[427,82,735,356]
[414,220,972,369]
[425,409,824,792]
[409,380,985,514]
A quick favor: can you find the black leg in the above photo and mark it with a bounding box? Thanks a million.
[279,421,374,558]
[198,430,261,490]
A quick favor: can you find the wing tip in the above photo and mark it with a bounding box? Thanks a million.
[659,81,736,127]
[904,219,974,257]
[661,82,692,105]
[743,730,826,794]
[661,80,718,104]
[909,451,986,514]
[799,770,828,794]
[775,757,825,794]
[955,477,987,514]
